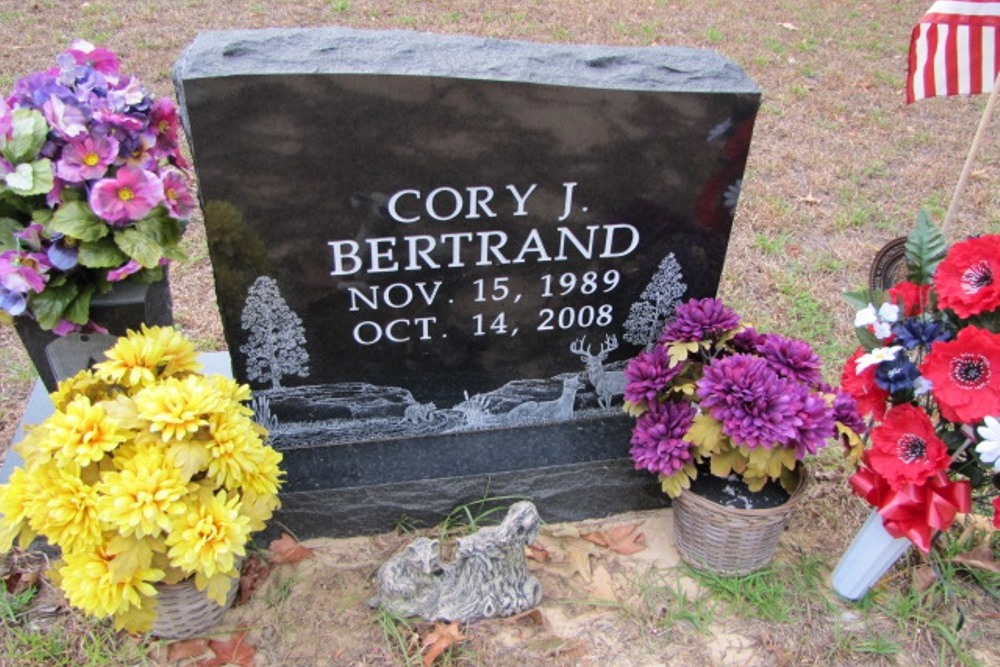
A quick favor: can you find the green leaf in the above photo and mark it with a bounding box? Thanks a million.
[843,288,876,312]
[905,209,947,285]
[134,207,183,248]
[0,217,21,252]
[3,160,53,196]
[50,201,109,242]
[2,109,48,164]
[78,237,129,268]
[29,282,79,330]
[854,326,881,351]
[65,283,96,325]
[113,227,163,268]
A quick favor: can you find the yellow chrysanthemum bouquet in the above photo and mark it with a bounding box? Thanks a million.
[0,326,283,632]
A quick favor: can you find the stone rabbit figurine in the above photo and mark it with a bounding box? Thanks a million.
[369,501,543,622]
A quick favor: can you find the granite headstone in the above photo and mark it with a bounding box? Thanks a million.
[173,27,760,537]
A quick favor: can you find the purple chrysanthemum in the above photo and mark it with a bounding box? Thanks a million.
[792,390,838,458]
[658,297,740,344]
[629,400,697,476]
[729,326,765,354]
[624,345,682,406]
[831,387,865,437]
[758,333,824,387]
[697,354,800,449]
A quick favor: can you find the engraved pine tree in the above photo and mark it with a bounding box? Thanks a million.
[622,252,687,347]
[240,276,310,390]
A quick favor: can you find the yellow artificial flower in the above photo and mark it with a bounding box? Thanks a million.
[134,375,223,442]
[26,462,103,553]
[205,411,264,490]
[49,369,114,411]
[40,395,129,466]
[165,488,250,579]
[0,468,36,551]
[96,444,194,538]
[204,375,255,415]
[238,488,281,533]
[240,443,284,498]
[92,324,201,388]
[58,542,164,620]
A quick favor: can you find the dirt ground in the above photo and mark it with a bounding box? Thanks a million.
[1,1,999,665]
[143,484,997,667]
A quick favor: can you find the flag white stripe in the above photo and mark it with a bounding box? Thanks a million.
[958,25,972,93]
[985,25,998,92]
[934,24,951,96]
[914,23,931,100]
[928,1,1000,17]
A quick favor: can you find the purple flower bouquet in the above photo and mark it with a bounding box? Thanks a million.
[623,297,863,498]
[0,41,195,333]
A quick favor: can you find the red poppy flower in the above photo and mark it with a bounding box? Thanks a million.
[920,326,1000,423]
[867,404,951,489]
[840,347,889,420]
[934,234,1000,318]
[887,281,931,317]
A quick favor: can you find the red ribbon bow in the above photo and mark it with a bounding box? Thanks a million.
[849,467,971,552]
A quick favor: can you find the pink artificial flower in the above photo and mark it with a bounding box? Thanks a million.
[89,165,164,224]
[147,98,180,152]
[55,134,120,182]
[42,95,87,138]
[65,39,120,75]
[161,169,196,219]
[0,98,11,137]
[51,319,81,336]
[107,259,141,282]
[0,250,51,294]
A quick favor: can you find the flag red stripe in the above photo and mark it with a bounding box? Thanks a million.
[945,23,960,95]
[970,23,984,91]
[925,23,941,98]
[908,0,1000,102]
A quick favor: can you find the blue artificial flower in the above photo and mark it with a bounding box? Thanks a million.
[891,318,953,350]
[46,234,78,271]
[873,353,921,393]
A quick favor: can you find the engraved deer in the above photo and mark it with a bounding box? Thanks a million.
[506,375,582,423]
[570,334,627,409]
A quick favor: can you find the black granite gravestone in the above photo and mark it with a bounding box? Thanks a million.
[173,27,760,537]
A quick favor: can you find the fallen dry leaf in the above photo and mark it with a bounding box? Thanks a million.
[525,541,551,563]
[778,22,799,31]
[953,544,1000,574]
[566,545,594,582]
[269,533,314,564]
[912,564,939,593]
[587,565,617,602]
[580,522,646,556]
[503,608,551,631]
[542,523,581,539]
[237,554,273,605]
[167,638,211,662]
[199,632,256,667]
[421,621,465,667]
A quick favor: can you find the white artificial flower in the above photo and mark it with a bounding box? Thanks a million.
[872,321,893,340]
[976,416,1000,470]
[855,345,903,374]
[877,302,900,323]
[854,305,878,328]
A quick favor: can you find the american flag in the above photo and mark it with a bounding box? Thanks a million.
[907,0,1000,103]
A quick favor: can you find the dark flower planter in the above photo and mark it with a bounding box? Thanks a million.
[13,276,173,392]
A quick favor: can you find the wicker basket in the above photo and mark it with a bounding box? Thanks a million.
[673,468,808,576]
[151,574,239,640]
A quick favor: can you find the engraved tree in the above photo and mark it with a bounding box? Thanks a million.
[622,252,687,347]
[240,276,310,390]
